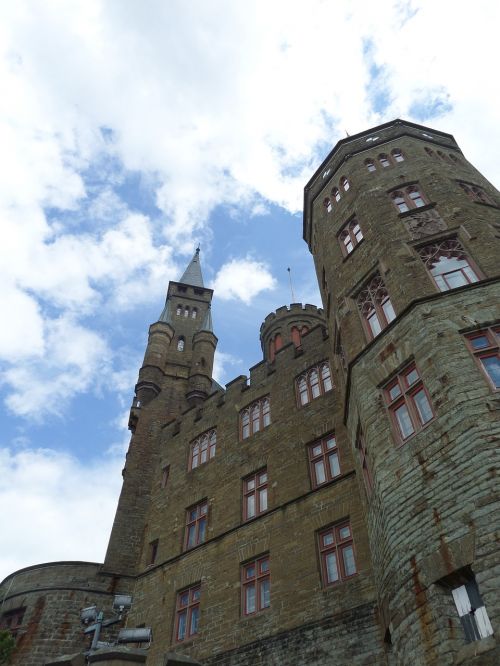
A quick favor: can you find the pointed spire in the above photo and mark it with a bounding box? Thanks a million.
[200,305,214,333]
[179,247,204,288]
[158,298,173,325]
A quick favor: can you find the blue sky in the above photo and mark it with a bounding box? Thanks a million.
[1,0,499,582]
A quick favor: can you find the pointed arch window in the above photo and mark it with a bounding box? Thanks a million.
[240,397,271,440]
[340,176,350,191]
[269,333,283,362]
[177,337,185,352]
[365,159,376,172]
[332,187,341,203]
[424,147,435,158]
[190,429,216,470]
[176,305,182,316]
[184,307,190,317]
[379,153,391,167]
[417,238,480,292]
[458,182,495,205]
[291,326,301,348]
[323,197,332,213]
[192,308,198,319]
[296,362,333,406]
[339,218,363,256]
[356,273,396,339]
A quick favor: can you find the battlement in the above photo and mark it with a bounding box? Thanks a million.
[260,303,323,332]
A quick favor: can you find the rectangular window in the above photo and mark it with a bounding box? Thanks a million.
[161,465,170,489]
[148,539,158,565]
[384,363,434,443]
[242,555,270,616]
[465,326,500,390]
[356,427,374,497]
[190,429,216,470]
[240,397,271,440]
[308,435,341,488]
[243,469,268,520]
[175,585,201,642]
[338,217,364,256]
[452,578,493,642]
[318,522,357,586]
[356,273,396,340]
[184,500,208,550]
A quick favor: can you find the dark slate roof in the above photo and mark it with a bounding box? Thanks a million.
[179,248,204,287]
[158,299,172,325]
[200,305,214,333]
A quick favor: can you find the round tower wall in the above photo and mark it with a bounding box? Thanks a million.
[259,303,325,362]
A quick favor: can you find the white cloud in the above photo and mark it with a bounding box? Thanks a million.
[213,350,244,386]
[212,258,277,305]
[0,446,123,583]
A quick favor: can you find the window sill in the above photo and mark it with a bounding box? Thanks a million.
[455,635,496,665]
[393,416,436,448]
[398,202,436,218]
[341,238,365,263]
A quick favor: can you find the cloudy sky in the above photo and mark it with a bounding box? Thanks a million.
[1,0,499,583]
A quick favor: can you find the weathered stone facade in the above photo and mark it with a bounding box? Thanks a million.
[2,119,499,665]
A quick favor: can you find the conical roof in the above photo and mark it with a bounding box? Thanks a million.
[179,248,204,287]
[200,305,214,333]
[158,299,173,325]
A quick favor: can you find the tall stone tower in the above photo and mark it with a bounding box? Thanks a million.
[103,249,218,576]
[304,119,500,664]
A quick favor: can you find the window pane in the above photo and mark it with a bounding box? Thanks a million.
[368,312,382,337]
[444,270,469,289]
[245,564,255,579]
[481,355,500,388]
[469,335,490,349]
[260,579,270,609]
[338,526,351,540]
[325,552,339,583]
[245,585,256,614]
[177,610,187,640]
[247,478,255,490]
[389,383,402,401]
[198,517,206,543]
[259,488,268,512]
[342,545,356,576]
[246,495,255,518]
[314,460,326,485]
[326,437,336,450]
[259,472,267,484]
[192,587,201,601]
[463,265,478,283]
[328,452,340,478]
[413,389,433,424]
[260,558,270,573]
[382,298,396,323]
[190,606,199,636]
[394,403,415,439]
[187,525,196,549]
[322,532,334,546]
[180,592,189,607]
[312,444,322,457]
[406,368,419,386]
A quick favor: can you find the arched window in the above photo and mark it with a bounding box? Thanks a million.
[291,326,301,348]
[323,197,332,213]
[449,153,461,164]
[356,273,396,339]
[365,159,376,172]
[391,149,404,162]
[379,154,391,168]
[332,187,341,203]
[240,397,271,439]
[176,305,182,316]
[191,308,197,319]
[339,218,363,256]
[184,307,189,317]
[437,150,449,162]
[296,362,333,406]
[301,325,309,336]
[424,147,435,158]
[190,429,217,470]
[459,181,494,205]
[340,176,350,191]
[177,337,185,352]
[269,333,283,362]
[391,185,427,213]
[417,238,480,292]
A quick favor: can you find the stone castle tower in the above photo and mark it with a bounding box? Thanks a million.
[1,119,499,666]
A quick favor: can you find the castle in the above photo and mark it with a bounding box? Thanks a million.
[1,119,499,666]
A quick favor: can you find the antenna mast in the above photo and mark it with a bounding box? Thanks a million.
[287,267,296,303]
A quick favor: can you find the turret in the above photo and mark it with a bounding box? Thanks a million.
[186,306,218,406]
[260,303,325,362]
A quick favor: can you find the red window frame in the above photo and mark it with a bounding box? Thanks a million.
[338,217,363,256]
[174,585,200,643]
[184,500,208,550]
[308,434,341,488]
[242,555,270,616]
[240,397,271,440]
[384,363,434,443]
[356,272,396,340]
[417,238,480,292]
[190,429,216,470]
[269,333,283,362]
[465,326,500,391]
[458,181,495,205]
[243,469,268,520]
[318,522,357,587]
[296,362,333,407]
[356,427,373,497]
